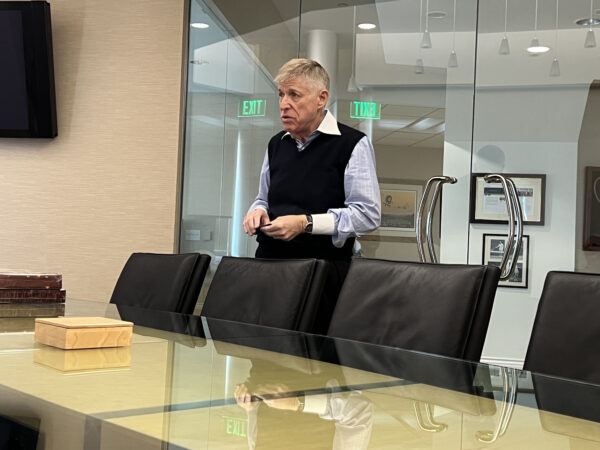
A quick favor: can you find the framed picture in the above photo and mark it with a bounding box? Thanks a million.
[482,234,530,288]
[583,166,600,251]
[470,173,546,225]
[360,178,424,243]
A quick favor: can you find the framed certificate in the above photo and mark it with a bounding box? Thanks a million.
[470,173,546,225]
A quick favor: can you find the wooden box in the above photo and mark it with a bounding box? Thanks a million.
[34,317,133,349]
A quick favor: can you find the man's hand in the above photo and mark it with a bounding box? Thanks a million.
[234,384,259,411]
[243,208,270,236]
[260,215,306,241]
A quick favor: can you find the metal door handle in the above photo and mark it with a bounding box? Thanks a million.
[483,175,524,280]
[417,176,457,263]
[476,367,518,443]
[413,401,448,432]
[505,178,523,280]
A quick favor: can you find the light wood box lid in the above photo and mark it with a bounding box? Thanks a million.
[35,317,133,329]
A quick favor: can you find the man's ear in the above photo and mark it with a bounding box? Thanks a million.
[317,89,329,109]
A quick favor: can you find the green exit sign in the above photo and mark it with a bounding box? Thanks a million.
[224,416,247,437]
[238,99,266,117]
[350,101,381,120]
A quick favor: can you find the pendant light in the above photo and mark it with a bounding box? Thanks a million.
[527,0,550,54]
[421,0,432,48]
[499,0,510,54]
[550,0,560,76]
[448,0,458,67]
[415,0,425,74]
[584,0,597,47]
[414,58,425,74]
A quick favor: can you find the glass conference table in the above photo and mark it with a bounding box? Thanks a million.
[0,299,599,450]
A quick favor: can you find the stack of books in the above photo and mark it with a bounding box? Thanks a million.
[0,273,65,304]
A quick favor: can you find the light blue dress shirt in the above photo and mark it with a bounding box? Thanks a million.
[249,111,381,248]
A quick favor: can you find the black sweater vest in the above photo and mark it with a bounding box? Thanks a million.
[256,122,365,260]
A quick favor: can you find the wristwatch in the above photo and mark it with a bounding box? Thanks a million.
[304,214,313,234]
[297,392,306,412]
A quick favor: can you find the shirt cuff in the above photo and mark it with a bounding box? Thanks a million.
[303,394,328,415]
[312,213,335,235]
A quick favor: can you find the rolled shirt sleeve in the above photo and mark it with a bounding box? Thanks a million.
[326,136,381,248]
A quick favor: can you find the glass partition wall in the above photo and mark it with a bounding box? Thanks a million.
[179,0,600,367]
[180,0,478,282]
[468,0,600,365]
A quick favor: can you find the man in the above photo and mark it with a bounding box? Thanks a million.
[243,58,381,261]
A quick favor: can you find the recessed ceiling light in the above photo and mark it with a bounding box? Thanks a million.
[427,10,446,19]
[527,45,551,54]
[358,23,377,30]
[575,17,600,26]
[527,38,550,54]
[191,22,210,29]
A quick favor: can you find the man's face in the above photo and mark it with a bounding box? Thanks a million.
[278,77,328,140]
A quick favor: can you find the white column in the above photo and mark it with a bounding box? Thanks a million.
[306,29,338,116]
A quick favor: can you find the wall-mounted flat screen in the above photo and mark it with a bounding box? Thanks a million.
[0,1,57,138]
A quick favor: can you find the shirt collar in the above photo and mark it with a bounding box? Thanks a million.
[281,110,341,141]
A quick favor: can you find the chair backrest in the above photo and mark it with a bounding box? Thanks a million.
[327,258,501,361]
[201,257,329,332]
[110,252,210,314]
[524,271,600,384]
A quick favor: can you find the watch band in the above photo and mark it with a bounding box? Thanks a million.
[304,214,313,233]
[297,392,305,412]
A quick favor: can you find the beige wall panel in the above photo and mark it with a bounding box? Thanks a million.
[0,0,185,301]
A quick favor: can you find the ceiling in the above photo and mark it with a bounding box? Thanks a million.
[193,0,600,149]
[204,0,600,39]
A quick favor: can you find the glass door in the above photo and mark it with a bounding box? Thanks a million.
[179,0,301,308]
[180,0,479,308]
[471,0,600,365]
[296,0,478,263]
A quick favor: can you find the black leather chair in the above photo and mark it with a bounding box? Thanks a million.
[327,258,501,361]
[524,271,600,385]
[201,257,329,332]
[110,252,211,314]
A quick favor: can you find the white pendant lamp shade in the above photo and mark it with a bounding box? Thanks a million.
[499,36,510,54]
[421,30,432,48]
[414,58,425,74]
[448,50,458,67]
[584,29,597,47]
[549,57,561,76]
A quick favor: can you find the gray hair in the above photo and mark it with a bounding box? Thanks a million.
[274,58,330,92]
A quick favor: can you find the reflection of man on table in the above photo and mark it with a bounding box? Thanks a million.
[235,379,373,450]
